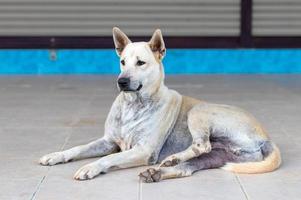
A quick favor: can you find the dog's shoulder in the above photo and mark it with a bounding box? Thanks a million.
[181,95,203,112]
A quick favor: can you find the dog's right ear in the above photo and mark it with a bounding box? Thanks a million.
[112,27,132,56]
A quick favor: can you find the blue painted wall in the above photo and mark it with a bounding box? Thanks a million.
[0,49,301,74]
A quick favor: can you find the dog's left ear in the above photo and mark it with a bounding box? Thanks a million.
[149,29,166,60]
[113,27,132,56]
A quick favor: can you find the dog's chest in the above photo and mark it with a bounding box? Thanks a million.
[117,99,160,151]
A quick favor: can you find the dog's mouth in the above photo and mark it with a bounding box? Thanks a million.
[121,84,143,92]
[136,84,143,91]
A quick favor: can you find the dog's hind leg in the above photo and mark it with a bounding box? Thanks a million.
[39,137,119,166]
[160,107,212,167]
[140,148,237,183]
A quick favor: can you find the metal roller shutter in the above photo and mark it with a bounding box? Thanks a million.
[253,0,301,36]
[0,0,240,36]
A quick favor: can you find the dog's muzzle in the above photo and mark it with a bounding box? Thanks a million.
[117,77,142,92]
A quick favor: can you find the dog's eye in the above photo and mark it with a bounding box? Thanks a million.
[136,60,146,66]
[120,60,125,65]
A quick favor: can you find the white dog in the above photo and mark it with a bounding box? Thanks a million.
[40,28,281,182]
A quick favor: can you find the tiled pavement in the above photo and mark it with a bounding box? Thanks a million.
[0,75,300,200]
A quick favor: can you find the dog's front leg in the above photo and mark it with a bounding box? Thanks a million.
[74,146,150,180]
[39,137,119,166]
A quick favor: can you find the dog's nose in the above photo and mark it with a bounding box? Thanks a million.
[118,77,130,90]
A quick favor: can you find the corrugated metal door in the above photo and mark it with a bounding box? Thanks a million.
[253,0,301,36]
[0,0,240,36]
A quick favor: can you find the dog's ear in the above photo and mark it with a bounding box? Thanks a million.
[149,29,166,60]
[112,27,132,56]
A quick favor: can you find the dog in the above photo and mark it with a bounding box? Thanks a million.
[39,27,281,182]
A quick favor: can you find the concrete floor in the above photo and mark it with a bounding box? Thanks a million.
[0,75,300,200]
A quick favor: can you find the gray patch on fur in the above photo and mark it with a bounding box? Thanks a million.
[157,107,193,162]
[181,139,275,174]
[148,151,158,165]
[184,148,240,172]
[260,140,273,158]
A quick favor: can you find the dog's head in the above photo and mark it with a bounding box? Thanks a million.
[113,27,166,95]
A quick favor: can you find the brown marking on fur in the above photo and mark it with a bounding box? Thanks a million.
[180,96,203,113]
[253,123,269,139]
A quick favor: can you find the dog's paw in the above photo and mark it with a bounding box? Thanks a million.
[39,152,66,166]
[160,156,181,167]
[74,163,102,180]
[139,168,161,183]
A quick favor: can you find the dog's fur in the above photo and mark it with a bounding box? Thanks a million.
[39,28,281,182]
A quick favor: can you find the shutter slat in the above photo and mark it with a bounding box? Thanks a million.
[253,0,301,36]
[0,0,240,36]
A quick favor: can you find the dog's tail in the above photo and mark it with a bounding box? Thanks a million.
[222,142,281,174]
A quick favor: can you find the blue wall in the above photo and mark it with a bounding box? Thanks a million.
[0,49,301,74]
